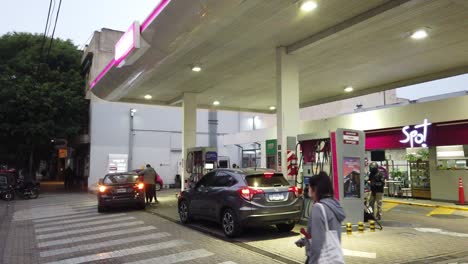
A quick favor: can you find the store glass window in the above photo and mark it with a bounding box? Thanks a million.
[436,145,468,170]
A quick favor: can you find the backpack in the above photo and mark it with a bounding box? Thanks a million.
[373,172,384,187]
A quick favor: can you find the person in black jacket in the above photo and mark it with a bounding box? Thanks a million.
[368,162,384,220]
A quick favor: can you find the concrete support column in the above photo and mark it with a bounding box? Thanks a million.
[276,46,300,178]
[181,93,197,191]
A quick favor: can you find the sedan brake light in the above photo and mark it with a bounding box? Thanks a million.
[238,187,264,201]
[288,186,302,198]
[135,183,144,190]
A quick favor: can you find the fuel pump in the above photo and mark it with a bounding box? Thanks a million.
[298,129,366,224]
[297,135,332,220]
[185,147,217,188]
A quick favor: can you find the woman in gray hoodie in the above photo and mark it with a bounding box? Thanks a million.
[297,172,346,264]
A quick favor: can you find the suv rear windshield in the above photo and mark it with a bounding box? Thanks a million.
[104,174,139,185]
[245,173,289,187]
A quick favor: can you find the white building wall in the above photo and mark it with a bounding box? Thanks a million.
[89,95,255,190]
[300,90,402,121]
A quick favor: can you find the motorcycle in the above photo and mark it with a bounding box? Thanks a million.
[15,177,40,199]
[0,175,15,201]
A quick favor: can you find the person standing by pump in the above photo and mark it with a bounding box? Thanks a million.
[138,164,157,205]
[368,162,385,220]
[153,170,160,204]
[64,166,73,190]
[295,172,346,264]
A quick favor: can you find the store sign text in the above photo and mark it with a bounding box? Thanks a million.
[400,119,431,148]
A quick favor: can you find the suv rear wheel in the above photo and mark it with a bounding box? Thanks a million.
[222,209,242,238]
[276,223,295,232]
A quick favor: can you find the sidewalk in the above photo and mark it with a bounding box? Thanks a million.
[384,197,468,211]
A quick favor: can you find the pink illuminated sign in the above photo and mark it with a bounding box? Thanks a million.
[89,0,172,89]
[114,22,140,64]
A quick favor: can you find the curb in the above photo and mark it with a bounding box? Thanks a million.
[384,200,468,211]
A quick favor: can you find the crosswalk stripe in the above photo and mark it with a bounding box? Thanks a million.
[124,249,215,264]
[35,216,136,233]
[37,226,157,247]
[42,240,189,264]
[73,206,97,211]
[35,213,127,227]
[70,203,98,208]
[40,232,171,257]
[26,209,97,221]
[33,212,100,223]
[37,221,145,240]
[343,249,377,259]
[219,262,238,264]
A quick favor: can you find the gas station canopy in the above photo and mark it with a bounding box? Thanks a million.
[90,0,468,113]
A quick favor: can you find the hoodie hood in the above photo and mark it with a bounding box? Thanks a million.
[320,198,346,222]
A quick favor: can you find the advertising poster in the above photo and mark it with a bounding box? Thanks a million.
[107,154,128,174]
[343,157,361,198]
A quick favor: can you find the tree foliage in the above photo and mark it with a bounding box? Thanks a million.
[0,32,87,167]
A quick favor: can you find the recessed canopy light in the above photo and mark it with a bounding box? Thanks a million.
[269,106,276,111]
[191,66,202,72]
[300,1,318,12]
[213,100,220,106]
[144,94,152,100]
[344,86,354,93]
[411,29,428,40]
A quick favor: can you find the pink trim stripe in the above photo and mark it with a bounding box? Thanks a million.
[89,59,115,89]
[141,0,172,32]
[330,132,340,201]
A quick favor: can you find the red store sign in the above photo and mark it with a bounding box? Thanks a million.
[365,119,468,150]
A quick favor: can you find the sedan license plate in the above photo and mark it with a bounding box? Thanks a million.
[116,188,127,193]
[269,193,285,201]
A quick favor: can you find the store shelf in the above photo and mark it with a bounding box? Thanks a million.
[409,161,431,199]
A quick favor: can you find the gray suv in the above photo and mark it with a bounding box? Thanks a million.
[178,168,302,237]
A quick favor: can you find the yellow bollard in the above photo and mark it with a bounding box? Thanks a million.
[346,222,352,235]
[358,222,364,233]
[369,220,376,232]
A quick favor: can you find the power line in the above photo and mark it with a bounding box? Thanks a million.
[45,0,56,38]
[40,0,54,62]
[46,0,63,62]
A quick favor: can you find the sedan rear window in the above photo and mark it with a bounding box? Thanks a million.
[245,173,289,187]
[104,174,139,185]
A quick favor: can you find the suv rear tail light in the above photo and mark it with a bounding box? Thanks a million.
[288,186,302,198]
[238,187,264,201]
[98,185,107,193]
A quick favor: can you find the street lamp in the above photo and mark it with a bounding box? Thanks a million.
[129,108,137,170]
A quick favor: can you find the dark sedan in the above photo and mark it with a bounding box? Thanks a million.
[178,168,303,237]
[97,172,145,212]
